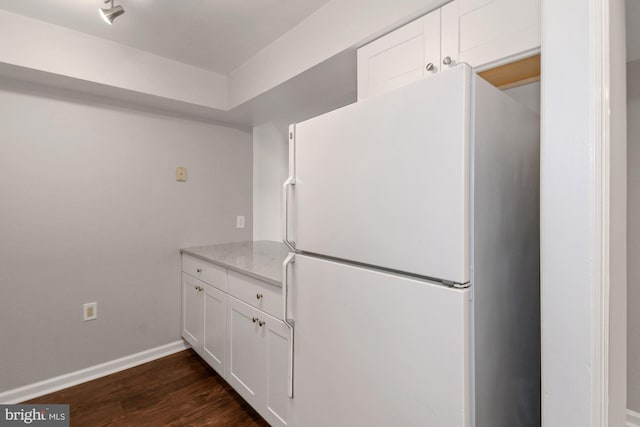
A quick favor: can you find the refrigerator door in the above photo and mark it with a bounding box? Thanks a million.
[291,65,471,283]
[288,254,471,427]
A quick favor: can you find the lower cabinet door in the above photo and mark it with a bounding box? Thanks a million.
[202,284,227,378]
[263,313,290,427]
[228,297,264,407]
[182,273,203,350]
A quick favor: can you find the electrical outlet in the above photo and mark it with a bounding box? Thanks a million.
[236,216,245,229]
[176,167,187,182]
[83,302,97,321]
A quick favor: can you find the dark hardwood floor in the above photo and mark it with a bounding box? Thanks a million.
[25,349,269,427]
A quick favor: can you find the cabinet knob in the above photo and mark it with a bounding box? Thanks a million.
[443,56,452,66]
[196,268,202,273]
[425,62,435,71]
[256,293,263,300]
[258,320,265,327]
[252,317,258,323]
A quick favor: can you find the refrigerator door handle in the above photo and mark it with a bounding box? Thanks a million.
[282,176,296,251]
[282,252,296,398]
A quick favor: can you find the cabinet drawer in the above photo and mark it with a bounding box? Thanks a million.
[182,255,227,291]
[228,270,282,320]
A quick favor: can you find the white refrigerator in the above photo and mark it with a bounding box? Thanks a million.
[281,64,540,427]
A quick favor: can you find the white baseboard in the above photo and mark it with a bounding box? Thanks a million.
[628,409,640,427]
[0,340,191,404]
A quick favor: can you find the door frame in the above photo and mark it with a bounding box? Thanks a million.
[540,0,626,425]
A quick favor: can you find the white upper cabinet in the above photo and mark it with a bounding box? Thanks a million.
[357,9,444,100]
[441,1,461,67]
[357,0,540,100]
[455,0,540,68]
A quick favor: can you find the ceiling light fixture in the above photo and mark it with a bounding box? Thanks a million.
[99,0,125,25]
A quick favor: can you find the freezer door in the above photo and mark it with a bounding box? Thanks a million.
[288,254,471,427]
[292,65,471,283]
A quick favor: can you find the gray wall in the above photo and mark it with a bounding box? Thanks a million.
[253,121,289,241]
[0,79,253,393]
[503,81,541,114]
[629,59,640,412]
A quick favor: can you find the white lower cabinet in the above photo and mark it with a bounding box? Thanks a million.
[181,273,227,378]
[263,314,291,427]
[202,284,227,374]
[228,296,290,427]
[181,273,204,350]
[228,296,265,405]
[182,260,290,426]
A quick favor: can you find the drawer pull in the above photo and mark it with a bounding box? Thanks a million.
[258,320,265,327]
[251,317,258,323]
[256,293,263,300]
[196,268,202,273]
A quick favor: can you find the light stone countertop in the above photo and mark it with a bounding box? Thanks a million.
[180,240,290,287]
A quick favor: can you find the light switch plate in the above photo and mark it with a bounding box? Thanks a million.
[236,216,245,229]
[176,167,187,182]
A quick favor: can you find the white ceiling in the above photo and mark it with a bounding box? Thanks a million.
[0,0,331,74]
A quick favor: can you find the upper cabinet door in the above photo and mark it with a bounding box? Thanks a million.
[357,16,431,101]
[356,0,540,100]
[440,0,461,69]
[454,0,540,69]
[422,8,442,77]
